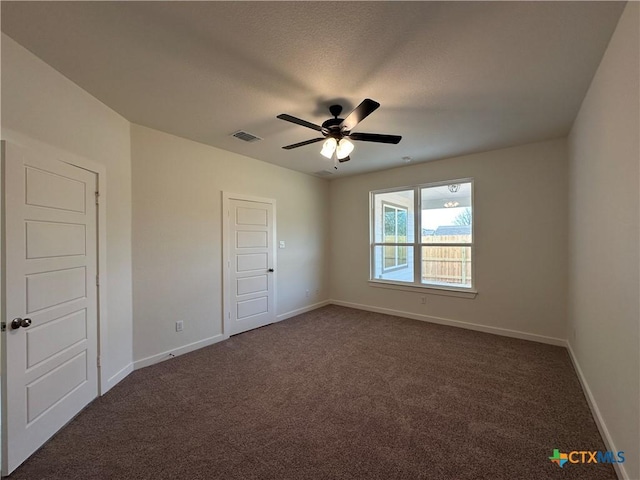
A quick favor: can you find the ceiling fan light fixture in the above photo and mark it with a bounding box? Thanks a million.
[336,139,354,160]
[321,138,337,159]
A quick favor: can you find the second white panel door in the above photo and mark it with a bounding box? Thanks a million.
[227,198,275,335]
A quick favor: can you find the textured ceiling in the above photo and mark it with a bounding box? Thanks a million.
[1,1,625,178]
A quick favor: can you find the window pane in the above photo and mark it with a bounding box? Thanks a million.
[421,182,472,244]
[384,206,395,237]
[397,209,407,239]
[384,245,396,268]
[421,246,472,288]
[383,245,408,269]
[398,246,407,265]
[373,246,414,282]
[373,190,415,243]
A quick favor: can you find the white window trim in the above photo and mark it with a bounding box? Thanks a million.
[370,178,475,295]
[368,280,477,298]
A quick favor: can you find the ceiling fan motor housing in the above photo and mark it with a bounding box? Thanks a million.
[321,117,345,139]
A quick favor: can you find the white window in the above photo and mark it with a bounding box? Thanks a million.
[382,203,408,271]
[371,179,473,292]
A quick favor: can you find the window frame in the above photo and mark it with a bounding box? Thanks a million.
[381,201,409,272]
[369,178,477,297]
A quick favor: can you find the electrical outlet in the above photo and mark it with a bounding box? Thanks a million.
[305,289,310,297]
[176,321,184,332]
[315,289,320,296]
[420,296,427,305]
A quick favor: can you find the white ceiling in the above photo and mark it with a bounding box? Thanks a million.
[1,1,625,178]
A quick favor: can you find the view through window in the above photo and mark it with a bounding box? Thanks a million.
[371,180,473,290]
[383,203,408,270]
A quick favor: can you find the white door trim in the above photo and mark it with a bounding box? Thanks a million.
[222,192,277,336]
[1,131,109,395]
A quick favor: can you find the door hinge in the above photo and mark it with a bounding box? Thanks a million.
[97,356,101,367]
[1,322,6,332]
[96,274,100,286]
[95,191,100,205]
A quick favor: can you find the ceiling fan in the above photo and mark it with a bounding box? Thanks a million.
[277,99,401,165]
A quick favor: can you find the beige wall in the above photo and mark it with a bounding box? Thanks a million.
[1,34,133,388]
[330,138,568,342]
[567,3,640,479]
[131,125,329,364]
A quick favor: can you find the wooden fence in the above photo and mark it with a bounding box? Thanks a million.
[421,235,471,286]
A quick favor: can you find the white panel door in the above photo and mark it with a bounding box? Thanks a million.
[2,142,98,475]
[227,199,275,336]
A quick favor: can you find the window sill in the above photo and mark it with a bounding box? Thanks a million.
[368,280,478,299]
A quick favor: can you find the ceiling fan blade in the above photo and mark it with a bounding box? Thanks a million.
[340,99,380,131]
[277,114,323,132]
[282,138,325,150]
[349,132,402,144]
[338,155,351,163]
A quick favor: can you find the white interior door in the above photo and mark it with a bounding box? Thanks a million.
[226,198,276,336]
[1,142,98,475]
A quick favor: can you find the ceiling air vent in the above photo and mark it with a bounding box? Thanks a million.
[231,130,262,143]
[314,170,334,177]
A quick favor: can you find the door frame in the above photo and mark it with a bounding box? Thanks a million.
[222,192,277,336]
[0,131,109,392]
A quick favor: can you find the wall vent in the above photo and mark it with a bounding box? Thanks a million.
[231,130,262,143]
[314,170,334,177]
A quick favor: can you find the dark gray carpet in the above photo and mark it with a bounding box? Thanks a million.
[9,305,616,479]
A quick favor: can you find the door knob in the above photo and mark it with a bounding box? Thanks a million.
[10,318,32,330]
[268,268,274,272]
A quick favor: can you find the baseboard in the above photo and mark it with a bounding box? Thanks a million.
[132,304,329,371]
[102,362,134,394]
[276,300,330,322]
[329,300,566,346]
[566,342,628,480]
[133,334,228,370]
